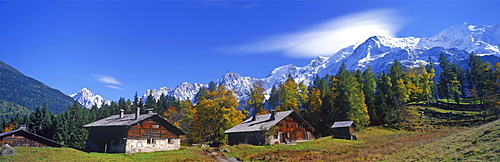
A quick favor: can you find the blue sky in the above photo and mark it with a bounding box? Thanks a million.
[2,1,500,101]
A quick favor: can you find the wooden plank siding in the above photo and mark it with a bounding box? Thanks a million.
[276,116,309,141]
[127,119,178,139]
[1,134,50,147]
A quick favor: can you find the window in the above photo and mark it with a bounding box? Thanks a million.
[147,139,156,144]
[152,124,159,128]
[168,138,174,144]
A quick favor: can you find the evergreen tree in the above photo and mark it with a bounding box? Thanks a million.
[466,53,492,105]
[334,63,369,129]
[54,102,89,149]
[208,81,217,92]
[373,72,393,125]
[266,85,280,110]
[389,59,410,124]
[361,66,377,119]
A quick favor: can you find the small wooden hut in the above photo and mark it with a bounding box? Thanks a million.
[0,126,63,147]
[331,121,356,140]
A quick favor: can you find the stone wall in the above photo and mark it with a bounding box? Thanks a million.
[125,138,181,154]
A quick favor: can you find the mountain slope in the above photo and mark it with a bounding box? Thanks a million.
[143,23,500,103]
[70,88,111,109]
[0,60,76,114]
[387,119,500,161]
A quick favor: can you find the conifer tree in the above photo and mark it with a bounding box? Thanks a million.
[466,53,492,105]
[373,72,393,125]
[361,66,376,120]
[389,59,410,124]
[334,63,369,129]
[266,85,280,110]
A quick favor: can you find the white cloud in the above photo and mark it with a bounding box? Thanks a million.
[222,9,402,58]
[106,85,125,90]
[94,74,124,90]
[94,74,123,85]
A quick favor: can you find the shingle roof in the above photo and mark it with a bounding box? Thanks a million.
[331,121,355,128]
[83,112,186,136]
[224,110,314,134]
[0,126,63,147]
[83,113,157,127]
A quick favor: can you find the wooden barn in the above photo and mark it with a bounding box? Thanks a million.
[224,110,315,145]
[0,126,63,147]
[83,108,185,154]
[331,121,356,140]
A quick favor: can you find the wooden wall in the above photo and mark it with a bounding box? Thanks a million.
[127,119,178,139]
[276,116,309,141]
[1,134,50,147]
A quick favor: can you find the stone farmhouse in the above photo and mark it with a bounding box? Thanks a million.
[83,108,185,153]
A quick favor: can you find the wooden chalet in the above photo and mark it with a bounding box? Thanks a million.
[83,108,185,154]
[331,121,357,140]
[224,110,315,145]
[0,126,63,147]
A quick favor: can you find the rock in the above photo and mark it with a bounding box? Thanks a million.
[1,144,15,156]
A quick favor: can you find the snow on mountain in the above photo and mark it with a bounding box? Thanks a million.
[418,23,500,55]
[143,23,500,103]
[142,82,206,103]
[70,88,111,109]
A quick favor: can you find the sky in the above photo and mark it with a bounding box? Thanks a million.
[2,1,500,101]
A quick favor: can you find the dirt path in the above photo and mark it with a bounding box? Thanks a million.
[204,148,240,162]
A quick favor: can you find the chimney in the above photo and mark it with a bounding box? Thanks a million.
[270,110,276,121]
[146,108,153,114]
[119,109,124,118]
[135,107,141,120]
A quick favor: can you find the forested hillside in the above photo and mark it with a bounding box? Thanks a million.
[2,53,499,150]
[0,60,75,116]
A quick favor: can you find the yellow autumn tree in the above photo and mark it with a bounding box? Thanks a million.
[279,74,299,112]
[196,84,245,145]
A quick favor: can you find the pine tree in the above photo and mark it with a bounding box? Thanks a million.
[334,63,369,129]
[389,59,410,124]
[54,102,89,149]
[361,66,377,121]
[466,53,492,105]
[266,85,280,110]
[373,72,394,125]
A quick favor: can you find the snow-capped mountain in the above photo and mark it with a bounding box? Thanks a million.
[142,23,500,103]
[70,88,111,109]
[141,82,206,103]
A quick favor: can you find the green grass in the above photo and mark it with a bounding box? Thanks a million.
[0,146,212,162]
[224,127,460,161]
[385,119,500,161]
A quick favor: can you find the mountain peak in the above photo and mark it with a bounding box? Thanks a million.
[70,88,110,109]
